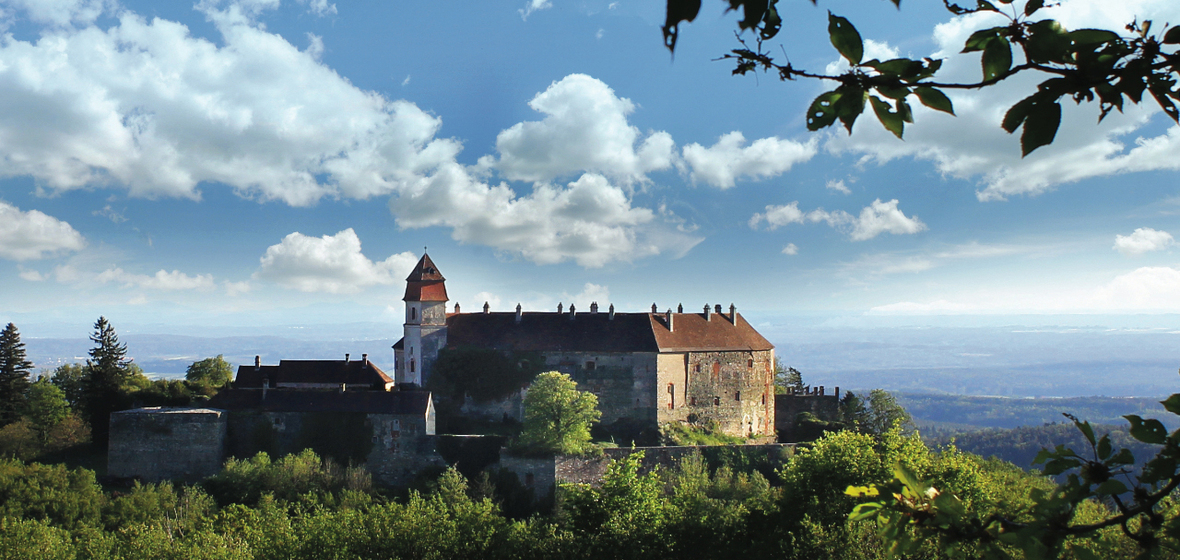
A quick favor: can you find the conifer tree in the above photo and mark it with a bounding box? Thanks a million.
[0,322,33,426]
[83,316,129,446]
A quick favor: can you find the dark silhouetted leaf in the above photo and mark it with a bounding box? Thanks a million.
[1108,448,1134,466]
[1020,100,1060,156]
[1075,419,1096,446]
[736,0,768,31]
[1024,0,1044,16]
[662,0,702,52]
[1125,414,1168,444]
[1165,26,1180,44]
[1068,28,1120,46]
[828,12,864,65]
[914,86,955,115]
[1162,393,1180,415]
[982,37,1012,81]
[962,27,1003,52]
[807,90,842,130]
[835,87,867,132]
[1095,479,1128,495]
[871,95,904,138]
[761,4,781,40]
[1096,434,1111,460]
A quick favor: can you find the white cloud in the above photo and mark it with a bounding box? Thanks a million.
[752,199,924,241]
[297,0,336,16]
[390,169,699,268]
[518,0,551,20]
[487,74,675,185]
[781,243,798,255]
[254,228,418,293]
[469,292,503,312]
[0,201,86,260]
[0,7,462,206]
[824,0,1180,201]
[563,282,610,311]
[825,179,850,194]
[96,267,217,291]
[1114,227,1174,256]
[224,280,251,296]
[0,0,110,27]
[92,204,127,223]
[681,131,816,189]
[749,202,804,230]
[18,266,44,281]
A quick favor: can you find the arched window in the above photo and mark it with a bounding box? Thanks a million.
[410,307,416,320]
[410,359,416,373]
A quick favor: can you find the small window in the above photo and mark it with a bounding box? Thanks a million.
[713,396,720,406]
[761,393,766,405]
[410,307,416,320]
[694,363,701,373]
[690,396,696,406]
[410,359,416,373]
[735,391,741,401]
[585,361,596,371]
[712,361,720,378]
[747,359,754,368]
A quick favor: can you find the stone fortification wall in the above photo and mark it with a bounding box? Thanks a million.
[775,392,841,442]
[658,349,776,437]
[550,443,795,486]
[108,408,227,482]
[555,351,658,427]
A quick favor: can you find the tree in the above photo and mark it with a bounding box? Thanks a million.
[23,378,69,434]
[0,323,33,426]
[185,355,234,387]
[515,371,601,455]
[83,316,130,447]
[48,364,86,410]
[840,389,913,436]
[774,358,805,394]
[663,0,1180,156]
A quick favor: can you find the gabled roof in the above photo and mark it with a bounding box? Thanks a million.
[234,359,392,389]
[442,311,773,353]
[403,253,448,302]
[207,389,432,415]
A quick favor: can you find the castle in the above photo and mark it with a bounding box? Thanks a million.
[392,254,777,438]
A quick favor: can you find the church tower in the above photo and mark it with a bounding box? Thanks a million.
[399,253,448,386]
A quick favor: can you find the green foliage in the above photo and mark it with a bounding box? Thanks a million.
[84,316,132,446]
[660,420,747,446]
[25,377,70,431]
[0,517,77,560]
[663,0,1180,156]
[50,363,87,410]
[560,451,671,559]
[773,358,804,394]
[841,389,914,436]
[0,458,105,530]
[203,450,374,508]
[427,346,543,407]
[514,372,601,456]
[187,355,234,388]
[0,322,33,426]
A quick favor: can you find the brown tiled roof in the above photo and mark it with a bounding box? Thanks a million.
[403,254,448,302]
[442,311,772,353]
[207,389,431,415]
[649,312,774,352]
[234,359,392,389]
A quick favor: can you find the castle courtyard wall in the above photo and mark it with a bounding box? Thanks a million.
[108,408,227,482]
[657,349,775,437]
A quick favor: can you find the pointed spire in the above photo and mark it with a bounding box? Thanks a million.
[403,253,448,302]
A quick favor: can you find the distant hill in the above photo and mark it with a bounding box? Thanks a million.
[927,423,1159,475]
[893,392,1179,433]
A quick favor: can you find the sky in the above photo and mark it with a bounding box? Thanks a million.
[2,0,1180,338]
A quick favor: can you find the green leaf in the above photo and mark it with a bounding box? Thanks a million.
[806,90,842,131]
[1164,26,1180,45]
[1041,456,1081,476]
[1020,100,1060,156]
[1096,435,1111,460]
[1025,20,1070,64]
[1070,545,1104,560]
[828,12,864,65]
[976,0,999,12]
[736,0,769,31]
[962,27,1003,53]
[1024,0,1044,16]
[914,87,955,115]
[871,95,905,138]
[867,58,923,78]
[1075,419,1096,446]
[1125,415,1169,444]
[1068,28,1120,46]
[1108,448,1134,466]
[1095,479,1128,495]
[876,86,910,100]
[1161,393,1180,415]
[834,86,867,133]
[898,99,913,123]
[982,37,1012,81]
[760,5,781,40]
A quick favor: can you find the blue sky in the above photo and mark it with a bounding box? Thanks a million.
[2,0,1180,335]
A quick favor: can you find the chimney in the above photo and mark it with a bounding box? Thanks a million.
[608,304,615,320]
[557,302,563,314]
[345,353,350,362]
[515,303,522,324]
[483,301,490,314]
[590,302,599,314]
[254,355,260,371]
[729,303,736,323]
[704,304,711,320]
[569,304,576,319]
[651,303,658,313]
[455,302,461,314]
[715,304,722,315]
[362,354,369,367]
[665,309,673,332]
[677,303,683,313]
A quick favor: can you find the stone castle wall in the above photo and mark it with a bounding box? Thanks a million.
[657,349,776,437]
[775,392,841,442]
[108,408,227,482]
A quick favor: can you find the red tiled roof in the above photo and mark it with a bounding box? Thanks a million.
[403,253,448,302]
[405,253,445,282]
[442,311,772,353]
[234,359,392,389]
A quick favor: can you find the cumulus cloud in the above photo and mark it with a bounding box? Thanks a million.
[254,228,418,293]
[390,169,699,267]
[562,282,610,311]
[1114,228,1174,256]
[518,0,551,20]
[826,179,851,194]
[750,199,925,241]
[487,74,675,185]
[96,267,217,291]
[781,243,798,255]
[681,132,816,189]
[824,0,1180,201]
[0,0,111,27]
[0,201,86,260]
[0,6,461,206]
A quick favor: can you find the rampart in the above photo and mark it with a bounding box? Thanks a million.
[108,408,227,482]
[775,388,841,443]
